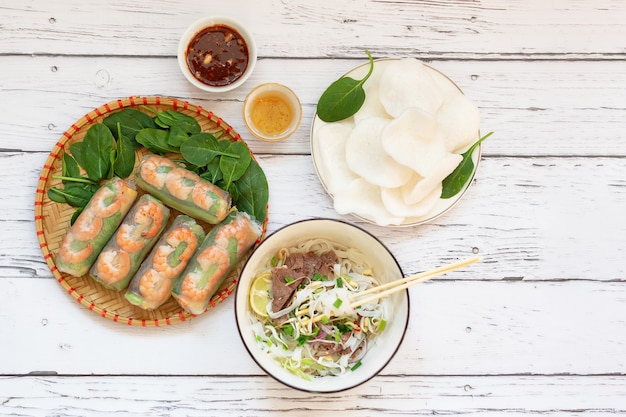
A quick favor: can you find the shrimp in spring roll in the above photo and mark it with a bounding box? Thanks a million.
[125,215,205,310]
[90,194,170,291]
[172,210,262,315]
[135,154,232,225]
[56,178,137,277]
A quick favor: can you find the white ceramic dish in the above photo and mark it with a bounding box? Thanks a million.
[310,58,482,227]
[177,16,257,93]
[234,218,410,393]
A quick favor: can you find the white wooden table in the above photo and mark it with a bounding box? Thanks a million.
[2,0,626,415]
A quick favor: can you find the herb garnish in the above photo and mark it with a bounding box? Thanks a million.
[441,132,493,199]
[316,50,374,122]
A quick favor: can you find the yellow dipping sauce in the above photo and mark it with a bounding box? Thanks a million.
[249,92,293,136]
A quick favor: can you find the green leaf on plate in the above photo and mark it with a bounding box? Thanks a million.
[316,50,374,123]
[441,132,493,199]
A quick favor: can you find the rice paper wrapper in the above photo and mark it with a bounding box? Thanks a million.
[56,178,137,277]
[172,210,263,315]
[125,215,205,310]
[135,154,232,224]
[90,194,170,291]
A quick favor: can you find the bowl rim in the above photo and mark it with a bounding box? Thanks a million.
[177,15,257,93]
[234,217,411,393]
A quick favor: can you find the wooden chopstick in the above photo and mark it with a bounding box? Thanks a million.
[301,256,481,326]
[351,255,482,303]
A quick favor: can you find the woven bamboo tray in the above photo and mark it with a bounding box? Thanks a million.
[34,96,268,326]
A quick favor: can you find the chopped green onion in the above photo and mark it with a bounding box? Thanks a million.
[334,328,341,343]
[282,324,294,336]
[320,315,329,324]
[310,327,320,337]
[337,324,351,333]
[271,256,278,267]
[312,273,327,281]
[336,277,343,288]
[333,298,343,308]
[378,319,387,333]
[284,276,295,284]
[256,335,263,342]
[301,358,316,366]
[350,360,363,371]
[297,335,309,346]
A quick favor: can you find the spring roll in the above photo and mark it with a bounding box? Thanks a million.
[125,215,205,310]
[135,154,232,224]
[89,194,170,291]
[172,210,262,315]
[56,178,137,277]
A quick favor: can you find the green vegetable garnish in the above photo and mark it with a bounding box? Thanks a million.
[350,361,363,371]
[441,132,494,199]
[316,50,374,122]
[333,298,343,308]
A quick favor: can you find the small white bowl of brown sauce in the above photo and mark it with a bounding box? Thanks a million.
[178,16,257,92]
[243,83,302,142]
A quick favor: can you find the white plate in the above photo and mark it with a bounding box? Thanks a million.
[310,58,481,227]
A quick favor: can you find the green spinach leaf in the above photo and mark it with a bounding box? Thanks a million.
[62,153,81,183]
[153,110,201,134]
[316,50,374,122]
[104,108,156,147]
[168,124,189,147]
[82,123,115,182]
[220,141,252,188]
[113,123,136,178]
[233,159,268,222]
[441,132,493,199]
[136,128,178,154]
[48,182,98,207]
[69,142,85,168]
[180,133,238,166]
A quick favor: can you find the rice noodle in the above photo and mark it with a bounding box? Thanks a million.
[249,238,388,379]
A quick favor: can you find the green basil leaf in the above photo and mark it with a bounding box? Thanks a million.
[316,50,374,122]
[233,159,268,221]
[441,132,493,199]
[136,128,178,154]
[103,108,156,147]
[113,123,136,178]
[82,123,115,182]
[219,141,252,187]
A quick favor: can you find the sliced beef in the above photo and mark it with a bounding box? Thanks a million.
[318,250,338,279]
[285,250,338,280]
[271,266,305,313]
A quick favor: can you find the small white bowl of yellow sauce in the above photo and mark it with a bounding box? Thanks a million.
[243,83,302,142]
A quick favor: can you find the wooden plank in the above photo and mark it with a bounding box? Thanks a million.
[1,375,625,416]
[1,0,624,57]
[2,278,626,376]
[1,56,626,156]
[5,152,626,281]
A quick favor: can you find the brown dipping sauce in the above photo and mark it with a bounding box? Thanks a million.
[185,24,249,87]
